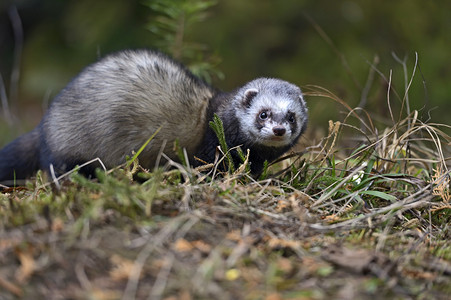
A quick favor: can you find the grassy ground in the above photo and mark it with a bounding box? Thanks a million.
[0,86,450,300]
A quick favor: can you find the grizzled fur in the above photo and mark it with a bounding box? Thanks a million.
[0,49,307,185]
[195,79,307,174]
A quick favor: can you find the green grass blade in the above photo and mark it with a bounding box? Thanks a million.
[359,190,398,202]
[126,126,163,168]
[209,114,234,172]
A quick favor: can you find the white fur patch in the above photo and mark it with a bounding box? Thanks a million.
[234,78,307,148]
[238,96,299,146]
[259,121,292,147]
[245,88,259,95]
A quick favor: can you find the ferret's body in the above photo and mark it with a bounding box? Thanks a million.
[0,50,307,185]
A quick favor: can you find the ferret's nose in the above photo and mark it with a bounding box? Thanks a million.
[273,126,286,136]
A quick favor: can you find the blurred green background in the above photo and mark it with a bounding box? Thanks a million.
[0,0,450,144]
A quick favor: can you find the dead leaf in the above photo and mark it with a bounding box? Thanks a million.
[192,240,211,253]
[323,214,341,223]
[109,254,137,281]
[402,268,436,280]
[51,217,64,232]
[275,199,290,212]
[267,238,301,250]
[173,238,194,252]
[226,230,241,241]
[15,249,36,283]
[90,288,121,300]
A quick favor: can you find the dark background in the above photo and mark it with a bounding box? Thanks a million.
[1,0,450,143]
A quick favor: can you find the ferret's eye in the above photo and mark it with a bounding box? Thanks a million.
[259,111,268,120]
[287,113,296,123]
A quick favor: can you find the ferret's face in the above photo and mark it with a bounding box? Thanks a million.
[237,81,308,148]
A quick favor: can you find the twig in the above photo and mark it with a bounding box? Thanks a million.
[49,164,61,190]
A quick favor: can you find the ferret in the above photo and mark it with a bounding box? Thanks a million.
[0,49,307,184]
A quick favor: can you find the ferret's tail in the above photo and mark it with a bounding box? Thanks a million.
[0,127,41,186]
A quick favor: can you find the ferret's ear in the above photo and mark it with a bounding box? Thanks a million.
[299,94,305,104]
[243,88,258,108]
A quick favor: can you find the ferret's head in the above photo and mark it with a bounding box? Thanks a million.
[235,78,308,148]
